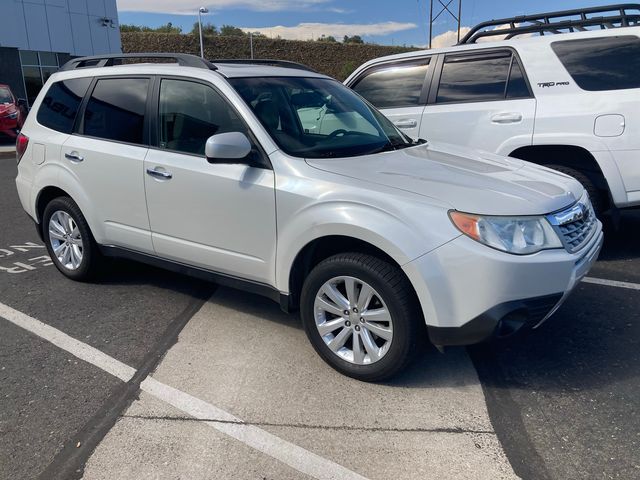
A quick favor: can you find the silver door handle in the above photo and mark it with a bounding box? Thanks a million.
[491,113,523,124]
[146,168,173,180]
[393,119,418,129]
[64,151,84,163]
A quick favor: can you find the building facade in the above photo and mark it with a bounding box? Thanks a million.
[0,0,121,108]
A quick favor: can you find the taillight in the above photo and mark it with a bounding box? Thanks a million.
[16,133,28,164]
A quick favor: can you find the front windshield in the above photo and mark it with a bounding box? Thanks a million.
[0,87,13,104]
[229,76,416,158]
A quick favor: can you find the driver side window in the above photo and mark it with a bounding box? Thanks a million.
[159,79,247,156]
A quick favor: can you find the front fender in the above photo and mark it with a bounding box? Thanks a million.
[275,200,457,293]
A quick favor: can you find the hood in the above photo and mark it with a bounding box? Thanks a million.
[306,142,584,216]
[0,103,16,116]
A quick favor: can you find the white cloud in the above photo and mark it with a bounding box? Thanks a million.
[116,0,331,14]
[241,21,417,41]
[430,27,471,48]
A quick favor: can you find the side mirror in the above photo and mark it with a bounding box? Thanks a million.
[17,98,27,107]
[205,132,252,163]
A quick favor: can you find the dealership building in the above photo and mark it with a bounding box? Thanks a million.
[0,0,121,108]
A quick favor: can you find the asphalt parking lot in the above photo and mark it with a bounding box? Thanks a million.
[0,151,638,480]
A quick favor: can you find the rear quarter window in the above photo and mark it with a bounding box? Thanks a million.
[551,36,640,91]
[37,78,91,134]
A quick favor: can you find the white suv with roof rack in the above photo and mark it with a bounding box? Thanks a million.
[15,53,602,381]
[345,4,640,216]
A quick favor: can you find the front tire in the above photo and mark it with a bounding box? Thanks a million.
[43,196,101,281]
[544,164,607,216]
[300,253,422,382]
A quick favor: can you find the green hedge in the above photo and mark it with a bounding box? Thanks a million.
[121,32,417,80]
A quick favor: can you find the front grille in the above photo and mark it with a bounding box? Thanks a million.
[547,195,597,253]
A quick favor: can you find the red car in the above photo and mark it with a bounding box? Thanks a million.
[0,84,26,143]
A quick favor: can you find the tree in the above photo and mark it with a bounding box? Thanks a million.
[154,22,182,34]
[120,24,153,32]
[317,35,337,42]
[191,22,218,36]
[219,25,247,37]
[343,35,364,44]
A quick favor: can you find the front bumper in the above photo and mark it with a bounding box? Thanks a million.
[403,222,603,346]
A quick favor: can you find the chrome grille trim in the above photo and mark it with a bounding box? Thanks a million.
[546,194,598,253]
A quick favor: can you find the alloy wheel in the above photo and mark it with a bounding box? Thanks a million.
[48,210,84,270]
[313,276,393,365]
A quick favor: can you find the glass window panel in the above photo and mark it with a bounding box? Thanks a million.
[37,78,91,133]
[83,78,149,144]
[352,62,429,109]
[23,66,43,106]
[506,59,530,98]
[437,53,511,103]
[39,52,59,67]
[159,79,247,155]
[551,36,640,91]
[19,50,39,66]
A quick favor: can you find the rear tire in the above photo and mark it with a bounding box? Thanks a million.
[300,253,422,382]
[544,164,607,216]
[42,196,101,281]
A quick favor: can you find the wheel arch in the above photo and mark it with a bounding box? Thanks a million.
[510,144,609,190]
[285,235,422,316]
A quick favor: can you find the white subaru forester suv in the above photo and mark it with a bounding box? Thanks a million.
[15,53,603,381]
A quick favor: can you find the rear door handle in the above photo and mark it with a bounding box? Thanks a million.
[393,119,418,129]
[146,168,173,180]
[64,151,84,163]
[491,112,523,124]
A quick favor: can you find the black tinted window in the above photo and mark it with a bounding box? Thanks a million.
[551,36,640,91]
[37,78,91,133]
[352,61,429,108]
[159,79,247,155]
[506,59,530,99]
[83,78,149,144]
[437,53,511,103]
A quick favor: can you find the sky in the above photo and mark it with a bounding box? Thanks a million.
[116,1,625,47]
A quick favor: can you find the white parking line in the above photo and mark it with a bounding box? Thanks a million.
[0,302,136,382]
[582,277,640,291]
[0,301,369,480]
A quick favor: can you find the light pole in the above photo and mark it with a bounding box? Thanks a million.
[198,6,209,58]
[249,31,260,59]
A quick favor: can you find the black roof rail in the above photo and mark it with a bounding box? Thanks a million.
[210,59,317,73]
[459,3,640,44]
[60,53,217,71]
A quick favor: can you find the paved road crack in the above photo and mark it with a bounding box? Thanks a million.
[120,413,496,435]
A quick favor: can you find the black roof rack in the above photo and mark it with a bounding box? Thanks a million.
[210,59,317,73]
[60,53,217,71]
[459,3,640,44]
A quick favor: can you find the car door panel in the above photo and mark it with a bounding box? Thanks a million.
[421,50,536,155]
[144,77,277,284]
[420,98,536,155]
[62,76,153,253]
[144,150,276,283]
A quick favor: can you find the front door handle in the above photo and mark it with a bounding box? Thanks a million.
[491,112,523,124]
[146,168,173,180]
[64,151,84,163]
[393,119,418,129]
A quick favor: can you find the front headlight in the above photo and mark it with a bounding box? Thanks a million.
[449,211,563,255]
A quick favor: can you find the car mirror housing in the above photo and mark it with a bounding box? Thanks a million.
[205,132,252,163]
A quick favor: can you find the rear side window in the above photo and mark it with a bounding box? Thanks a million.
[83,78,149,144]
[352,61,430,109]
[436,52,530,103]
[551,36,640,91]
[37,78,91,134]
